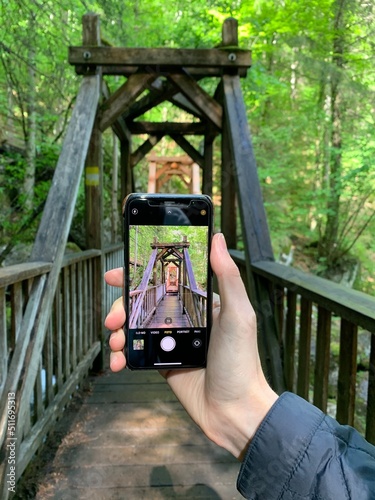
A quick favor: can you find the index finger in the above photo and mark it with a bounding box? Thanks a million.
[104,267,124,287]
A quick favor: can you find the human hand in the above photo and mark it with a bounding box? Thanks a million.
[105,233,278,460]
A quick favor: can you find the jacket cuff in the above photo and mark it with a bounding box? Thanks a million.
[237,392,325,499]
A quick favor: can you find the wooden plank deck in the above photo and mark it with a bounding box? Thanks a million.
[146,295,191,328]
[26,366,242,499]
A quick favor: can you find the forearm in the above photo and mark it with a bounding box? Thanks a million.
[237,392,375,499]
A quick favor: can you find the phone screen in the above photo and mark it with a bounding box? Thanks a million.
[123,194,213,369]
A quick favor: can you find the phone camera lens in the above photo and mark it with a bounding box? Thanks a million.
[131,208,138,215]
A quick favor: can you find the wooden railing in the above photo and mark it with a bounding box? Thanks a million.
[129,284,165,328]
[103,243,124,314]
[0,244,123,495]
[180,285,207,328]
[230,250,375,445]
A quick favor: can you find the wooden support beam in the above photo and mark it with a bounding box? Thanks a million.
[191,163,200,194]
[203,135,214,197]
[100,73,155,131]
[168,74,222,129]
[222,75,273,263]
[78,65,249,78]
[169,134,204,167]
[0,75,100,494]
[111,111,132,143]
[131,135,163,167]
[221,18,239,47]
[148,153,193,164]
[123,81,173,120]
[85,115,104,370]
[221,104,237,249]
[121,136,133,200]
[148,159,157,193]
[128,121,208,135]
[83,13,104,372]
[69,46,251,72]
[222,74,285,393]
[170,92,203,119]
[123,78,203,121]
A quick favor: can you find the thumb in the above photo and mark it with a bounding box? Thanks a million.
[210,233,254,316]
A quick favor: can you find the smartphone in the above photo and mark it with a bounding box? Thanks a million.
[123,193,213,369]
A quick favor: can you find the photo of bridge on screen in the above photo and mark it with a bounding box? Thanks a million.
[128,225,208,329]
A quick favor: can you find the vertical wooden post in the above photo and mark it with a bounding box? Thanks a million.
[221,117,237,249]
[191,163,200,194]
[148,159,157,193]
[313,307,331,412]
[202,135,213,197]
[336,320,357,426]
[220,18,238,249]
[221,17,285,392]
[366,333,375,444]
[222,18,238,47]
[121,137,133,200]
[83,13,104,371]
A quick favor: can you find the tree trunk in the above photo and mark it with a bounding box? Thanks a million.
[319,0,346,268]
[24,12,37,212]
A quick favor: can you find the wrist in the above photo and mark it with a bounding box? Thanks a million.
[207,383,279,461]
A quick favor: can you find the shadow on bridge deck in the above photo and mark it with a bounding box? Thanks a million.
[19,357,241,499]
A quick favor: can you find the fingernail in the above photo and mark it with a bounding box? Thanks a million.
[216,232,227,252]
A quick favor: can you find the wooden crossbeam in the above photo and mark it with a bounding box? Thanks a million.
[168,74,222,129]
[129,248,158,328]
[124,80,203,121]
[69,46,251,72]
[128,121,208,135]
[169,134,204,167]
[100,73,156,131]
[148,153,193,164]
[76,65,249,78]
[131,135,163,167]
[123,81,173,121]
[170,93,203,119]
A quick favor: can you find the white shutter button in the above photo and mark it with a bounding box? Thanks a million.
[160,336,176,352]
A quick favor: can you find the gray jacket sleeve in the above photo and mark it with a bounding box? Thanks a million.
[237,392,375,499]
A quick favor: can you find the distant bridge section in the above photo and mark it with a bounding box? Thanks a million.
[129,238,206,329]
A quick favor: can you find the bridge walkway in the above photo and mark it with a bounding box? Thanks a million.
[145,294,192,328]
[25,367,241,499]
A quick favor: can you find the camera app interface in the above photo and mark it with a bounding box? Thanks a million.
[127,201,210,368]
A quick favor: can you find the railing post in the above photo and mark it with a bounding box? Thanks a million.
[83,13,104,371]
[366,333,375,444]
[297,297,312,400]
[336,320,357,426]
[313,307,331,412]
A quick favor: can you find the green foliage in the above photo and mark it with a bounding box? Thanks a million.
[0,0,374,294]
[129,225,208,291]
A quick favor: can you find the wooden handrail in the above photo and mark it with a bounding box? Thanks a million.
[230,250,375,328]
[0,243,121,496]
[253,259,375,331]
[229,249,375,444]
[0,262,52,288]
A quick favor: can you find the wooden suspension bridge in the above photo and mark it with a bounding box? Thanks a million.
[129,237,206,330]
[0,13,375,499]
